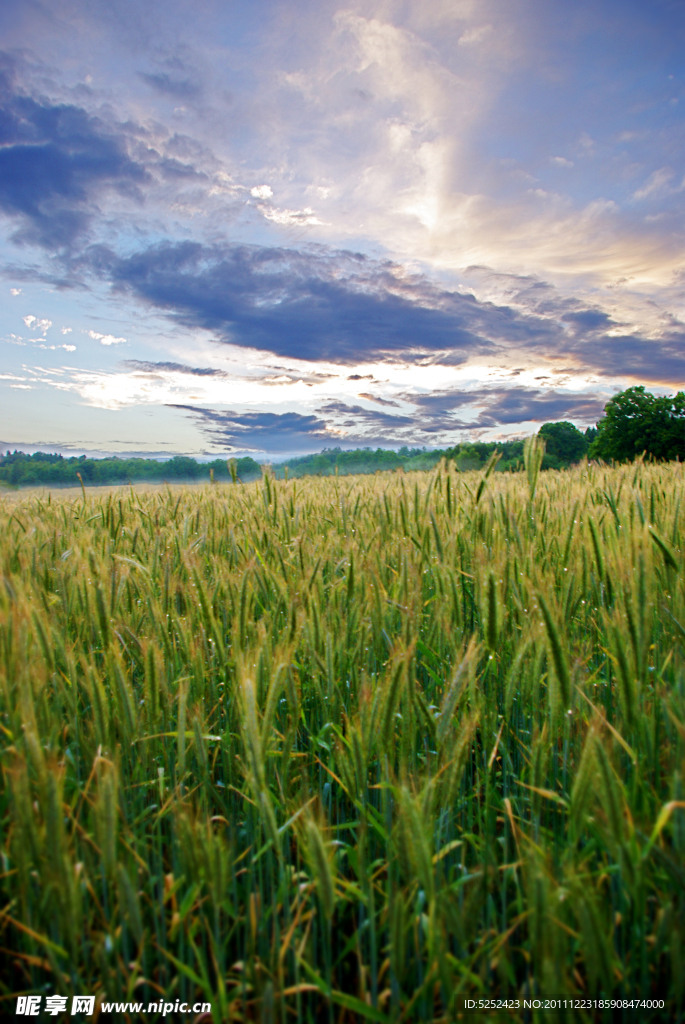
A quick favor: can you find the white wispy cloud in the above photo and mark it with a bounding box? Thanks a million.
[257,204,326,226]
[458,24,492,46]
[23,315,52,334]
[87,330,127,346]
[633,168,674,200]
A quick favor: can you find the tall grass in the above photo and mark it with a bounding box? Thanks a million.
[0,460,684,1021]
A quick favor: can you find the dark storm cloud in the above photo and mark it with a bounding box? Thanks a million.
[78,238,683,381]
[88,239,564,364]
[318,400,415,430]
[171,399,444,454]
[471,388,606,427]
[563,332,685,384]
[0,56,149,248]
[170,405,335,454]
[561,310,613,331]
[403,387,605,433]
[463,267,685,385]
[405,391,478,413]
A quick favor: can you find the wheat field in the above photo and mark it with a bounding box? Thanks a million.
[0,453,683,1021]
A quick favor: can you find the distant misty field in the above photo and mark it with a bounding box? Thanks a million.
[0,480,218,502]
[0,458,683,1021]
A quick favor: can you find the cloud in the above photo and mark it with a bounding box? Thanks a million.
[139,72,201,100]
[5,335,75,352]
[173,399,430,454]
[78,237,685,385]
[23,314,52,334]
[171,405,336,454]
[397,386,605,434]
[138,51,203,100]
[461,266,685,386]
[458,25,493,47]
[561,309,612,332]
[318,399,415,431]
[257,204,325,226]
[403,390,479,414]
[91,239,557,364]
[563,332,685,384]
[157,157,207,181]
[251,185,273,198]
[122,359,228,377]
[357,392,401,407]
[87,329,127,345]
[633,168,674,201]
[0,56,148,248]
[10,287,21,295]
[468,388,606,428]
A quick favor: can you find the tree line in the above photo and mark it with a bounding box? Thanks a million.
[0,453,262,488]
[277,422,597,478]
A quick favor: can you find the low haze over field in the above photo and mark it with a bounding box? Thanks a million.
[1,0,683,459]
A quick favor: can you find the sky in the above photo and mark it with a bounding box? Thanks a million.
[0,0,683,460]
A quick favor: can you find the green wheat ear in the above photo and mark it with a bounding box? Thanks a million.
[437,636,478,749]
[538,591,571,710]
[117,862,144,946]
[570,724,599,838]
[523,433,545,501]
[609,622,638,731]
[485,571,499,652]
[95,760,119,879]
[397,786,434,903]
[303,816,336,921]
[378,651,409,751]
[593,734,627,851]
[389,888,408,983]
[572,883,615,994]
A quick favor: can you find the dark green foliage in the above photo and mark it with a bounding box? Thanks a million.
[589,386,685,462]
[539,421,590,468]
[275,446,443,478]
[0,451,262,487]
[444,438,525,471]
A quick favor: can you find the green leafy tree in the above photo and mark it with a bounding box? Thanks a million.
[539,421,589,468]
[589,386,685,462]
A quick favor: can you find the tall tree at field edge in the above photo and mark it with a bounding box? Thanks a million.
[589,386,685,462]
